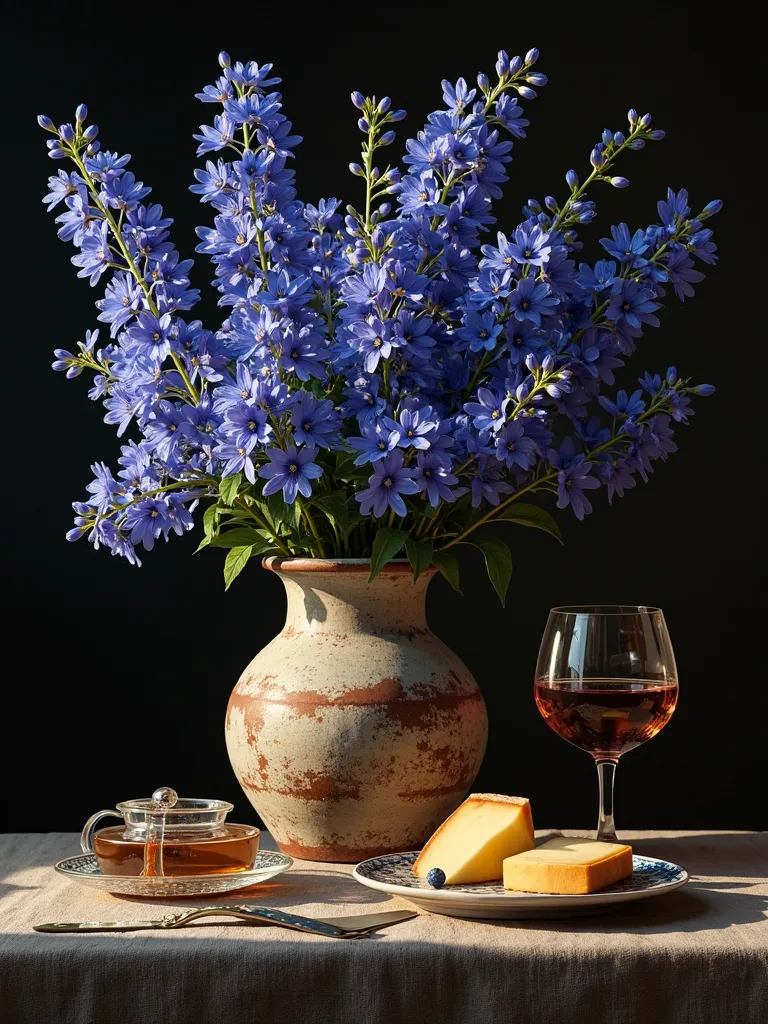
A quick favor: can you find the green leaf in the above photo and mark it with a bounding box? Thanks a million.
[465,535,513,606]
[223,545,254,590]
[267,492,301,533]
[218,473,242,507]
[195,505,220,553]
[368,527,410,582]
[432,550,462,593]
[405,538,434,583]
[210,528,274,550]
[494,503,564,545]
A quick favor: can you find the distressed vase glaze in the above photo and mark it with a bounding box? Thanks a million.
[225,558,488,862]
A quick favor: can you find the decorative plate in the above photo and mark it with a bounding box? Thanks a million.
[55,851,293,897]
[353,852,688,919]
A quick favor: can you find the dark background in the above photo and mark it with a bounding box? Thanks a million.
[4,10,764,836]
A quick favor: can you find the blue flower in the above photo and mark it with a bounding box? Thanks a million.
[458,310,503,352]
[494,421,538,469]
[383,404,439,450]
[348,318,394,373]
[102,171,151,213]
[290,394,339,448]
[599,223,649,266]
[397,172,450,217]
[470,457,514,508]
[355,452,420,518]
[597,388,646,420]
[259,445,323,503]
[508,277,558,326]
[96,272,144,336]
[464,387,510,434]
[549,440,601,520]
[123,498,171,551]
[412,453,460,506]
[606,281,660,330]
[127,311,175,361]
[348,421,400,465]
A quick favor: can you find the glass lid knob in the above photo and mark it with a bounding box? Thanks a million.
[151,786,178,808]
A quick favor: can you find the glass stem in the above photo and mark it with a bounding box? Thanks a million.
[595,758,618,842]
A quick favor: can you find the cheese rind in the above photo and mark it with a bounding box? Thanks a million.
[503,837,633,894]
[413,794,535,884]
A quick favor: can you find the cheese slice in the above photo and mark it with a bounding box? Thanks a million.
[413,794,534,884]
[503,837,633,894]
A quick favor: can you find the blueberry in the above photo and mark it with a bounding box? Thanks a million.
[426,867,446,889]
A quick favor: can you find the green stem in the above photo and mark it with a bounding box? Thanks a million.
[436,389,679,552]
[463,350,493,401]
[302,504,327,558]
[71,153,200,404]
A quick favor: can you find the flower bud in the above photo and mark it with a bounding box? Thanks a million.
[613,131,625,146]
[83,124,99,141]
[699,199,723,219]
[578,210,596,223]
[542,353,554,372]
[477,72,489,91]
[390,108,407,121]
[602,128,613,146]
[370,166,380,181]
[516,383,530,401]
[666,366,678,385]
[496,50,510,76]
[372,226,386,249]
[357,117,370,132]
[517,85,537,100]
[509,55,523,74]
[218,51,231,68]
[544,195,558,211]
[627,138,646,150]
[639,112,652,128]
[566,169,579,189]
[379,130,396,146]
[351,91,365,109]
[379,202,392,217]
[526,72,547,85]
[86,141,100,156]
[648,129,666,141]
[693,383,715,396]
[627,108,638,125]
[348,162,365,177]
[610,176,630,188]
[527,198,542,213]
[377,96,391,113]
[37,114,54,130]
[386,168,401,184]
[75,104,88,123]
[525,352,539,372]
[525,48,539,64]
[48,144,68,159]
[60,123,75,142]
[590,146,606,169]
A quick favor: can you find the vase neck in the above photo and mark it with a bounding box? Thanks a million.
[275,567,433,635]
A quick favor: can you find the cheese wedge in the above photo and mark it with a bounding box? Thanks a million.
[413,794,534,884]
[503,837,633,894]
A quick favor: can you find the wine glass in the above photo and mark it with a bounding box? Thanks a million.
[534,605,678,842]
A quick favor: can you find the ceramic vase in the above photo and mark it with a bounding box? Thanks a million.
[225,558,488,862]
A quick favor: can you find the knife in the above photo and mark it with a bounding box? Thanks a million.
[34,906,417,938]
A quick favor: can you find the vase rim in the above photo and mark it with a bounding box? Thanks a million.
[263,556,434,575]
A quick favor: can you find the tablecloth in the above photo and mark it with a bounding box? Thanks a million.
[1,830,765,1024]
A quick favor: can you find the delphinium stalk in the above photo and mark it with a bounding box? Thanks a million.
[40,46,721,598]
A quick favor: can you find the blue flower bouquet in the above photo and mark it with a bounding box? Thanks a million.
[40,47,719,599]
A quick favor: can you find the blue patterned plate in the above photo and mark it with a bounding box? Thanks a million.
[352,851,688,919]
